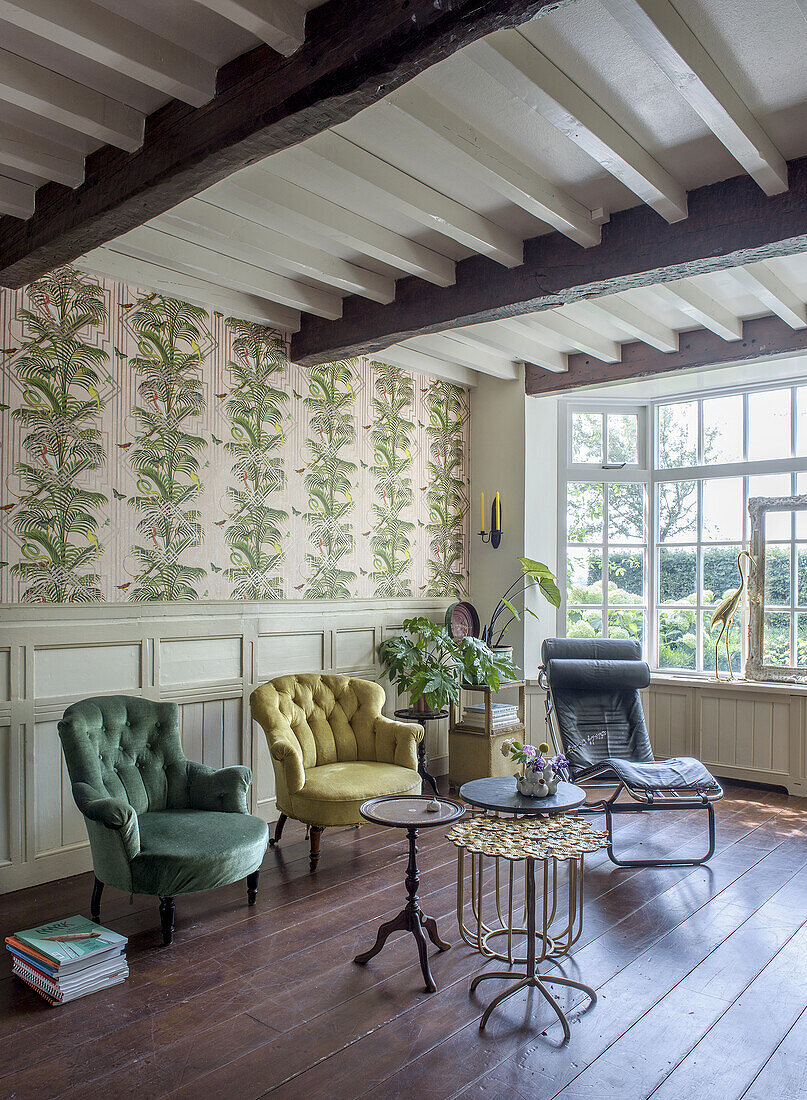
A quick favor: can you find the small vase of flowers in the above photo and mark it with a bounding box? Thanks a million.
[500,739,570,799]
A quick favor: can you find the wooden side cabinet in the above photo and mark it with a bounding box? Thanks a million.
[448,681,527,787]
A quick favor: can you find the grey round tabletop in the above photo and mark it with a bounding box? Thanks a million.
[459,777,586,815]
[359,795,465,828]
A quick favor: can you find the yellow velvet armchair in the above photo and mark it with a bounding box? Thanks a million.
[250,674,423,870]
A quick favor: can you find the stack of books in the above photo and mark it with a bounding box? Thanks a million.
[6,914,128,1006]
[461,702,520,731]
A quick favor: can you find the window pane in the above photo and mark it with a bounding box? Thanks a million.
[567,548,603,604]
[657,401,698,469]
[703,610,742,677]
[572,412,603,463]
[702,477,743,542]
[608,482,645,543]
[703,545,743,606]
[763,611,791,666]
[750,474,792,540]
[567,483,603,542]
[748,388,791,461]
[659,546,696,604]
[608,550,644,604]
[797,388,807,456]
[796,473,807,538]
[658,610,697,670]
[657,480,697,542]
[608,609,644,645]
[703,395,743,464]
[797,614,807,665]
[765,544,791,606]
[607,414,638,464]
[797,545,807,607]
[567,608,603,639]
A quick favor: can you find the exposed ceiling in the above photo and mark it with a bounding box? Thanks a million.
[4,0,807,388]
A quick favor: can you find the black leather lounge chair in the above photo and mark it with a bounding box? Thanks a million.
[539,638,723,868]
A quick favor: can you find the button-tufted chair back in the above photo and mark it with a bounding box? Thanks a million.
[58,695,192,814]
[259,674,389,767]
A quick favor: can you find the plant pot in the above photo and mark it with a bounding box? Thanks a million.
[411,695,431,714]
[490,644,514,664]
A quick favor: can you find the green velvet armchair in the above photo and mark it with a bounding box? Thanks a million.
[250,674,423,871]
[58,695,269,944]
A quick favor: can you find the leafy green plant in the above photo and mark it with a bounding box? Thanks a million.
[378,616,518,711]
[303,358,357,598]
[370,362,415,596]
[10,267,108,602]
[484,557,561,646]
[126,294,208,600]
[222,320,289,599]
[424,381,467,596]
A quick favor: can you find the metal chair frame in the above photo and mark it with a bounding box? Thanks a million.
[539,668,721,868]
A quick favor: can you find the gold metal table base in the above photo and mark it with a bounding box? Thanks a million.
[468,856,596,1041]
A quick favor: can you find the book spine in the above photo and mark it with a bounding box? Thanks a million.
[6,936,60,972]
[6,943,58,978]
[12,960,62,1004]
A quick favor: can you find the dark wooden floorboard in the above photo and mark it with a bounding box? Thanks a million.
[0,783,804,1100]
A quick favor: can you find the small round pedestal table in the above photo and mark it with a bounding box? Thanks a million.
[394,707,448,797]
[447,814,609,1041]
[353,795,464,992]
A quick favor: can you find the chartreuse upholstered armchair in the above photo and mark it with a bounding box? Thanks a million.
[250,675,423,871]
[58,696,269,944]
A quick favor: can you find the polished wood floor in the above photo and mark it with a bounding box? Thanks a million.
[1,781,806,1099]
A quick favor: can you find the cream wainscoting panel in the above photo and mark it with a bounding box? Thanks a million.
[0,598,452,893]
[525,677,807,797]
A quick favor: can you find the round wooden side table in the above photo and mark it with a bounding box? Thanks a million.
[353,795,464,993]
[394,707,448,797]
[447,814,609,1041]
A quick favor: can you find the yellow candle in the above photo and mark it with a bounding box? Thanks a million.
[480,491,485,533]
[495,491,501,532]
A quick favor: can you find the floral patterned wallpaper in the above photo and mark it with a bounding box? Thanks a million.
[0,267,470,603]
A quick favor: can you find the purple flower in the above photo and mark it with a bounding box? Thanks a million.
[522,744,537,759]
[528,757,545,774]
[551,753,570,773]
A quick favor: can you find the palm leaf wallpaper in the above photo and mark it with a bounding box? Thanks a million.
[0,268,470,603]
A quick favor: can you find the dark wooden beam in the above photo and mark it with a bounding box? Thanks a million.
[291,156,807,366]
[0,0,579,289]
[525,314,807,396]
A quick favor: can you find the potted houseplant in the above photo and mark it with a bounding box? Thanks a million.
[483,557,562,662]
[378,616,518,713]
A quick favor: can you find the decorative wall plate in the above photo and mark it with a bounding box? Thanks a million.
[446,601,480,639]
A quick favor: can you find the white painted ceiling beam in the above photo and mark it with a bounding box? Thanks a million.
[157,199,395,303]
[0,0,217,107]
[404,334,518,379]
[387,84,601,246]
[0,173,35,218]
[652,278,743,340]
[113,225,343,318]
[522,311,622,362]
[0,121,85,188]
[376,346,477,388]
[572,295,679,352]
[210,175,456,287]
[190,0,306,56]
[450,322,566,374]
[730,263,807,329]
[0,47,144,151]
[469,32,687,223]
[76,247,301,332]
[491,320,569,373]
[304,133,524,267]
[601,0,788,195]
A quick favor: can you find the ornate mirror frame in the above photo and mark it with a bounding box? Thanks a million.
[747,493,807,683]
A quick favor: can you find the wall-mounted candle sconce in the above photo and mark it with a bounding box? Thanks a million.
[479,491,502,549]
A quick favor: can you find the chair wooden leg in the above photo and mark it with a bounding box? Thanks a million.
[90,877,104,924]
[247,870,259,905]
[269,813,287,847]
[309,826,324,872]
[159,896,175,945]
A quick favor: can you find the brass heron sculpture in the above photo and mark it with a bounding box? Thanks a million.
[710,550,753,680]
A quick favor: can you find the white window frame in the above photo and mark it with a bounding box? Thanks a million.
[558,379,807,676]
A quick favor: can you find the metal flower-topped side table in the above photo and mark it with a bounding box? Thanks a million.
[447,813,608,1041]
